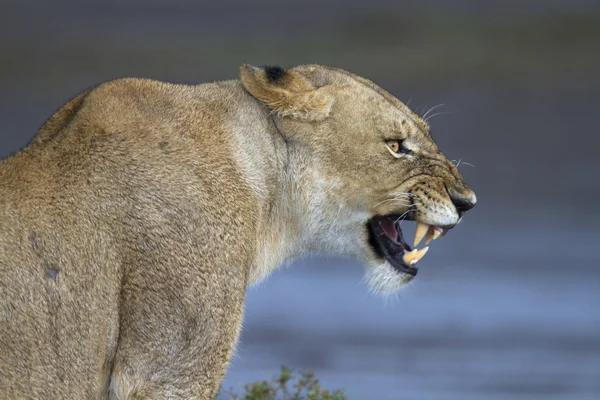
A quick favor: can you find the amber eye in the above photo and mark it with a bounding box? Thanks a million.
[386,139,412,157]
[387,140,400,153]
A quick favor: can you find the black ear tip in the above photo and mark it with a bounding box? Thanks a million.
[263,65,286,83]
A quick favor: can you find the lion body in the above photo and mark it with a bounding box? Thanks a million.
[0,65,475,399]
[0,79,275,399]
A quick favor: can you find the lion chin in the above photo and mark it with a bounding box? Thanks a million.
[363,215,455,293]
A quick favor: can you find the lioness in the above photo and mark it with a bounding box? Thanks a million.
[0,64,476,399]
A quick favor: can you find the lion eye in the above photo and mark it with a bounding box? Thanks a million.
[387,141,400,153]
[386,140,411,157]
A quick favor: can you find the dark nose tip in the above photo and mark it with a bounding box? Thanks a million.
[452,194,476,213]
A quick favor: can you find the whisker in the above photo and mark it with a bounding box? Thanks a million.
[391,196,412,202]
[422,103,445,120]
[451,159,463,167]
[389,192,415,198]
[374,199,412,208]
[424,111,451,122]
[394,208,412,224]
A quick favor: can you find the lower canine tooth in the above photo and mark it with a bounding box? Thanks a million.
[403,249,419,265]
[412,246,429,264]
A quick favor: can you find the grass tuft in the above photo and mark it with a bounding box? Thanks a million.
[224,367,348,400]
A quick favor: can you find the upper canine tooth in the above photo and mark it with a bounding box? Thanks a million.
[403,249,419,265]
[425,229,442,245]
[414,222,429,247]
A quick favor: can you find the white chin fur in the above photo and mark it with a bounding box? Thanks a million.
[365,261,414,295]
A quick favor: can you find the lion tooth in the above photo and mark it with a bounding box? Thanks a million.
[403,249,419,265]
[414,222,429,247]
[425,229,434,245]
[412,246,429,263]
[425,229,442,245]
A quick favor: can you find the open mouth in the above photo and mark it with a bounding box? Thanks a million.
[367,215,447,277]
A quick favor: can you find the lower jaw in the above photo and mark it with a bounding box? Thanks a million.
[392,262,418,277]
[367,215,441,278]
[367,217,417,276]
[365,260,417,294]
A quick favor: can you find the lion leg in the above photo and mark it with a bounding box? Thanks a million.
[108,262,246,400]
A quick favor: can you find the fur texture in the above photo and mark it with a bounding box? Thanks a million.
[0,64,475,399]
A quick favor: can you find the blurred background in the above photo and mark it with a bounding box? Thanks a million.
[1,1,599,399]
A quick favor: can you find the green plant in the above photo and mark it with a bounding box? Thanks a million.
[225,367,347,400]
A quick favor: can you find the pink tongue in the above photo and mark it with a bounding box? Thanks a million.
[380,219,399,243]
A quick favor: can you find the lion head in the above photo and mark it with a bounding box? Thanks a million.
[241,64,476,294]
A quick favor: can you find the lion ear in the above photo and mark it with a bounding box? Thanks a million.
[240,64,334,122]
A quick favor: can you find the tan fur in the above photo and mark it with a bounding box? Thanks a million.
[0,65,475,399]
[240,65,334,121]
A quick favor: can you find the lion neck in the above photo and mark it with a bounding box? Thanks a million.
[241,117,322,284]
[246,121,363,285]
[234,86,361,285]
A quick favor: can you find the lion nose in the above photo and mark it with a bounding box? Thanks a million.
[451,192,477,213]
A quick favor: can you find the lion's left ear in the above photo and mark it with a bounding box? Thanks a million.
[240,64,334,122]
